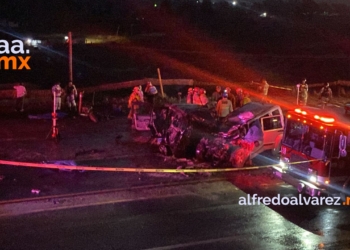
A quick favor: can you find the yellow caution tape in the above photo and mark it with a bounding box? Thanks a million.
[0,159,322,173]
[250,81,292,91]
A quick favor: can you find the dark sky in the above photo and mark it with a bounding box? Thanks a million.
[214,0,350,5]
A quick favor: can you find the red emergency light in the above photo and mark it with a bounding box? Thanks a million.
[294,108,307,115]
[294,108,334,123]
[314,115,334,123]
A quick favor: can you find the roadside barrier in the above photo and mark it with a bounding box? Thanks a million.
[0,159,321,173]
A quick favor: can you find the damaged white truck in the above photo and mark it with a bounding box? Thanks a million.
[150,102,284,168]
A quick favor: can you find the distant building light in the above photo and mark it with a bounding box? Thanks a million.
[64,36,68,41]
[260,12,267,17]
[154,3,157,7]
[25,38,41,47]
[232,1,237,5]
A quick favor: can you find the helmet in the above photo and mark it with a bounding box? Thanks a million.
[225,87,231,92]
[194,87,199,92]
[200,88,206,94]
[236,88,243,94]
[149,86,158,95]
[133,86,139,92]
[188,88,193,93]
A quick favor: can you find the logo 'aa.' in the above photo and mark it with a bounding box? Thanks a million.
[0,40,31,70]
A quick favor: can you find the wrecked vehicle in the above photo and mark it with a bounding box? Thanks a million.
[149,101,284,167]
[150,103,218,158]
[196,102,285,167]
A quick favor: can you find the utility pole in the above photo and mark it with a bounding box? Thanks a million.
[68,31,73,84]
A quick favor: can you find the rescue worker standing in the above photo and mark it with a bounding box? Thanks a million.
[243,92,251,105]
[319,82,333,109]
[199,88,208,106]
[212,86,222,102]
[52,82,63,111]
[192,87,201,105]
[13,83,27,112]
[186,88,193,104]
[298,78,308,106]
[236,88,244,108]
[144,82,158,106]
[225,87,236,109]
[216,92,233,123]
[65,81,78,115]
[138,85,144,102]
[260,78,269,103]
[128,86,143,119]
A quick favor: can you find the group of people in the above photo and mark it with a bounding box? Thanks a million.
[127,81,158,119]
[297,78,333,109]
[184,81,271,122]
[51,81,78,115]
[186,87,209,106]
[13,81,78,115]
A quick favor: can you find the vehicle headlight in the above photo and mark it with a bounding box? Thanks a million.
[308,168,317,183]
[309,175,317,183]
[279,160,286,168]
[279,158,289,169]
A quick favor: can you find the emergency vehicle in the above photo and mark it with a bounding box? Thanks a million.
[273,107,350,200]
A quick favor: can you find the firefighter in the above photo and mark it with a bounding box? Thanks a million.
[65,81,78,115]
[216,92,233,123]
[243,92,251,105]
[187,88,193,104]
[236,88,244,108]
[199,88,208,106]
[127,86,143,119]
[298,78,308,106]
[212,86,222,102]
[52,82,63,111]
[144,82,158,106]
[225,87,236,109]
[192,87,201,105]
[319,82,333,109]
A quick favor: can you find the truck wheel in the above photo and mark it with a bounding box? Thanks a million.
[230,148,249,168]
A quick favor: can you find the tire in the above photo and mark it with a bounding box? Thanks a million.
[230,148,249,168]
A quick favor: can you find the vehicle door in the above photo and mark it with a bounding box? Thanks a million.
[260,108,284,149]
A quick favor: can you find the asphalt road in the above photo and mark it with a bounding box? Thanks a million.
[0,181,328,250]
[1,100,350,249]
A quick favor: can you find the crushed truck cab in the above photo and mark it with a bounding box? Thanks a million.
[196,102,284,168]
